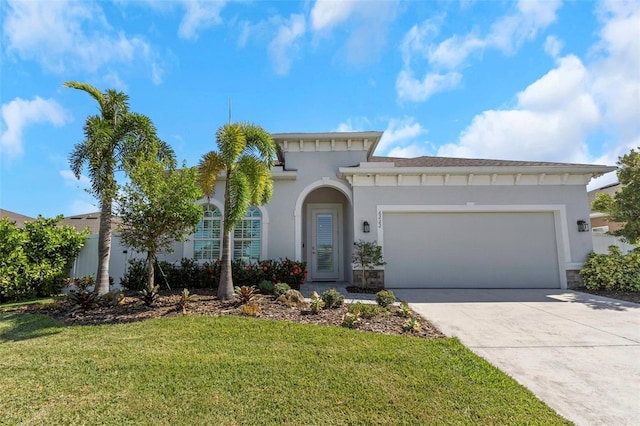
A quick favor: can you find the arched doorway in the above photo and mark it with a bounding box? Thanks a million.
[295,181,352,282]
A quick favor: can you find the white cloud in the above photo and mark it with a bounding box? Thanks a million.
[310,0,399,65]
[377,117,426,154]
[310,0,357,31]
[387,144,431,158]
[177,0,226,40]
[397,0,561,102]
[396,70,462,103]
[544,35,563,58]
[60,170,91,189]
[438,55,600,163]
[1,97,70,158]
[3,0,163,83]
[333,117,370,132]
[268,14,306,76]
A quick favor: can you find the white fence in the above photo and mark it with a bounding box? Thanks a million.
[592,233,636,254]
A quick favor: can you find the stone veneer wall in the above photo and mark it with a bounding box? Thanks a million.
[566,270,583,289]
[352,269,385,288]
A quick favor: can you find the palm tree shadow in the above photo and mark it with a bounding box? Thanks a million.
[0,313,64,343]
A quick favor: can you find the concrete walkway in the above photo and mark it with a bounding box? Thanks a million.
[394,289,640,426]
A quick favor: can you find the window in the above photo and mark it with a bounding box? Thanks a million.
[233,206,262,262]
[193,205,262,262]
[194,204,222,261]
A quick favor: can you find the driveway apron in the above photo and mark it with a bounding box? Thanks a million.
[395,289,640,426]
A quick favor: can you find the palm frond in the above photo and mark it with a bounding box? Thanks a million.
[198,151,225,197]
[64,81,105,111]
[225,171,250,233]
[239,122,276,169]
[217,123,245,166]
[236,155,274,205]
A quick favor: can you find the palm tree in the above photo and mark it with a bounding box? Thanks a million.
[199,122,276,300]
[65,81,174,294]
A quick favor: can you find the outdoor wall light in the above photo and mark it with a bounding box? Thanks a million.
[363,221,370,233]
[577,220,589,232]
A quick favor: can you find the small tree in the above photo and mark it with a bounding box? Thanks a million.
[592,147,640,245]
[352,240,386,288]
[116,147,203,294]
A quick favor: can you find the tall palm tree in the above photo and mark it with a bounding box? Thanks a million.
[199,122,276,300]
[65,81,174,294]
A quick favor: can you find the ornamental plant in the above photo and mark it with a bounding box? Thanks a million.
[352,240,385,289]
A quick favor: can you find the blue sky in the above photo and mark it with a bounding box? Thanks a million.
[1,0,639,219]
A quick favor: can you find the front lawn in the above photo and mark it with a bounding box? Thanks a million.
[0,309,570,425]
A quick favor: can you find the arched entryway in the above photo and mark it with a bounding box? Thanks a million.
[295,180,352,282]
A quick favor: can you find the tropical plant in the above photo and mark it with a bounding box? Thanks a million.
[273,283,291,298]
[321,288,345,308]
[398,301,413,318]
[341,312,360,329]
[352,240,386,288]
[177,288,192,314]
[234,285,258,303]
[376,290,396,308]
[592,147,640,244]
[139,285,159,307]
[65,81,174,294]
[198,122,277,300]
[402,317,422,333]
[116,144,203,293]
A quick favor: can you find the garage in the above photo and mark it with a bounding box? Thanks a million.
[383,211,561,289]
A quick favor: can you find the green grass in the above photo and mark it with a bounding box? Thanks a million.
[0,308,571,425]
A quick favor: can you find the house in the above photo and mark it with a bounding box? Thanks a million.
[73,131,615,290]
[1,209,35,228]
[588,183,636,254]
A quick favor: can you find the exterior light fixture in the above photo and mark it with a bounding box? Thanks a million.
[577,220,589,232]
[363,221,370,233]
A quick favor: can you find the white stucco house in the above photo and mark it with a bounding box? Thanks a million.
[72,131,615,290]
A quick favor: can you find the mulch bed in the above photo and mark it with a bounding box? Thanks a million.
[10,289,445,339]
[574,288,640,304]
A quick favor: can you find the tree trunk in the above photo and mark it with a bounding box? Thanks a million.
[94,200,112,294]
[147,251,155,292]
[217,231,234,300]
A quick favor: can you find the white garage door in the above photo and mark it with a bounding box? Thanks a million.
[383,212,561,289]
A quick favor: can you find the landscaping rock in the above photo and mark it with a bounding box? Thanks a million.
[276,289,308,308]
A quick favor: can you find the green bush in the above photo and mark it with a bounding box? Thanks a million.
[120,259,148,291]
[0,216,88,302]
[258,280,274,295]
[321,288,345,308]
[341,312,360,329]
[348,302,388,319]
[580,246,640,291]
[273,282,291,297]
[375,290,396,308]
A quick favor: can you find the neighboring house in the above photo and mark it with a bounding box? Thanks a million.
[1,209,35,228]
[71,131,615,290]
[588,183,636,254]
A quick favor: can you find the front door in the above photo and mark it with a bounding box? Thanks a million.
[309,205,341,281]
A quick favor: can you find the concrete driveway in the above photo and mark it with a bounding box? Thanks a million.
[394,289,640,426]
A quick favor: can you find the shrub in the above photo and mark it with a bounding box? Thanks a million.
[398,301,413,318]
[341,312,360,329]
[0,215,88,302]
[348,302,388,319]
[402,317,422,333]
[273,258,307,290]
[258,280,274,295]
[321,288,345,308]
[240,302,260,316]
[376,290,396,308]
[352,240,385,288]
[234,286,258,303]
[309,292,325,313]
[101,289,124,307]
[120,259,148,291]
[580,246,640,291]
[273,282,291,297]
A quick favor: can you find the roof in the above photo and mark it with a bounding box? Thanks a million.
[588,182,621,203]
[0,209,35,228]
[61,211,124,234]
[370,155,612,168]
